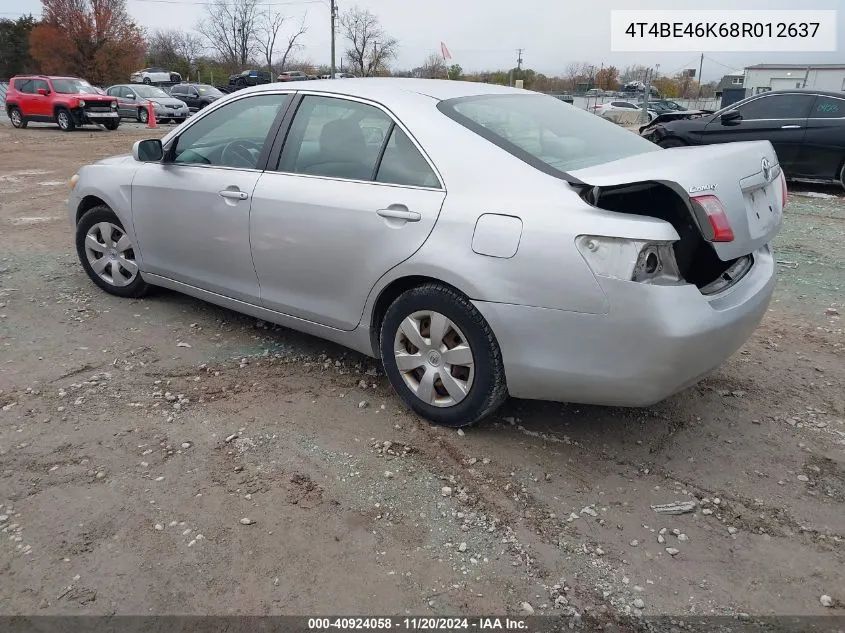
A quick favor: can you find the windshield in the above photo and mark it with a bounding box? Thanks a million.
[133,85,169,98]
[52,78,97,94]
[197,85,223,96]
[438,93,659,174]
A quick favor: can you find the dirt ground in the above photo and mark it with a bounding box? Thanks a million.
[1,121,843,626]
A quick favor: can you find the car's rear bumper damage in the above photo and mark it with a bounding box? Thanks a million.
[473,245,775,406]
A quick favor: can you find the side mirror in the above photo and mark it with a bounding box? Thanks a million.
[132,139,164,162]
[37,88,49,96]
[720,109,741,124]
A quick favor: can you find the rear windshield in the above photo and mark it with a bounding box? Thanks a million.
[438,93,659,174]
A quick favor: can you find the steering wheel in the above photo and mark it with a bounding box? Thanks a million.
[221,140,261,168]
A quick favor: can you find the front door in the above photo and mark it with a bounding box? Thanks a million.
[701,92,814,168]
[31,79,52,118]
[794,93,845,180]
[250,94,446,331]
[131,93,292,302]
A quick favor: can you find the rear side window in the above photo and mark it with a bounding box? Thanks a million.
[439,93,659,175]
[376,127,439,188]
[14,79,34,93]
[277,95,392,181]
[811,95,845,119]
[737,94,814,120]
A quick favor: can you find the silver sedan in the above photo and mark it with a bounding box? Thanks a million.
[67,79,784,427]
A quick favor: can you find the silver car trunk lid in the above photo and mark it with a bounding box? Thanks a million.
[568,140,784,261]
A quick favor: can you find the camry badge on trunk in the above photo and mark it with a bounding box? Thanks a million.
[689,184,717,194]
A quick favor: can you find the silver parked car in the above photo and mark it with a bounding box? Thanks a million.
[67,79,784,427]
[105,84,190,124]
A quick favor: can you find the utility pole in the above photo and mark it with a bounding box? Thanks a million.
[330,0,337,78]
[641,66,653,124]
[697,53,704,98]
[517,48,524,71]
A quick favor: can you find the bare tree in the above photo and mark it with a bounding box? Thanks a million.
[339,6,397,77]
[418,52,446,79]
[620,64,651,84]
[174,31,203,67]
[276,14,307,72]
[562,61,591,90]
[197,0,260,67]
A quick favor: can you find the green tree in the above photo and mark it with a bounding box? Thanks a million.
[0,15,38,78]
[447,64,462,80]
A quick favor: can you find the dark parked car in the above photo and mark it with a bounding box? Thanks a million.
[550,93,574,104]
[169,83,225,112]
[642,89,845,189]
[228,70,272,88]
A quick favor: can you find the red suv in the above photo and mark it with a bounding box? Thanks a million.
[5,75,120,131]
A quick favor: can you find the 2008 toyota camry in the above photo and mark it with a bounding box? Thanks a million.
[68,79,784,427]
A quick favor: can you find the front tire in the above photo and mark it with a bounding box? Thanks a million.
[103,119,120,130]
[138,107,149,124]
[658,137,686,148]
[56,108,75,132]
[143,77,151,84]
[380,284,507,427]
[9,107,27,128]
[75,206,149,298]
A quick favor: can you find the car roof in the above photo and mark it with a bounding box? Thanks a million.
[750,88,845,98]
[236,77,531,101]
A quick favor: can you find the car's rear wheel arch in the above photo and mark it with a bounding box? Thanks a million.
[369,275,472,356]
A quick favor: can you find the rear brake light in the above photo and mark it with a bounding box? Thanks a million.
[692,194,734,242]
[780,171,788,209]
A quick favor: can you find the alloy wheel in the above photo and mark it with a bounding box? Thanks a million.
[84,222,139,287]
[10,109,22,127]
[393,310,475,407]
[57,111,70,130]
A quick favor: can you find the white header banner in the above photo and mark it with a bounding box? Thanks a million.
[610,10,837,52]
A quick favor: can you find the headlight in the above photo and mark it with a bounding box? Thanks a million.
[78,99,86,107]
[110,101,117,109]
[69,174,79,190]
[576,236,682,285]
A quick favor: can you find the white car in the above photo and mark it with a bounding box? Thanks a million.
[595,100,643,117]
[130,68,175,85]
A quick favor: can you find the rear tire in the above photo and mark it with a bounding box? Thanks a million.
[76,206,149,298]
[56,108,75,132]
[9,107,27,128]
[379,284,507,427]
[143,77,151,84]
[839,162,845,193]
[173,118,185,124]
[658,137,686,148]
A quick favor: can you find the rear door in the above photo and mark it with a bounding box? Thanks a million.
[700,93,814,169]
[794,93,845,180]
[249,94,446,330]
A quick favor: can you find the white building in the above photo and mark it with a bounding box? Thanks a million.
[743,64,845,94]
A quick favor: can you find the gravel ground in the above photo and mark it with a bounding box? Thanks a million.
[0,122,843,624]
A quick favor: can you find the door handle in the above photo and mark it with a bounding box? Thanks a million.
[218,189,249,200]
[377,207,421,222]
[780,124,801,129]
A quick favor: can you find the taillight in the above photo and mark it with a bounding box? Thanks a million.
[780,171,788,209]
[692,194,734,242]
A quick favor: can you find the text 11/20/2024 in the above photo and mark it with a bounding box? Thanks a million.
[307,617,532,630]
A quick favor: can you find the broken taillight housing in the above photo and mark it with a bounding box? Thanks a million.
[575,236,683,285]
[780,171,788,209]
[691,194,734,242]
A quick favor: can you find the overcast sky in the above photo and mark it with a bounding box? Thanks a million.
[5,0,843,81]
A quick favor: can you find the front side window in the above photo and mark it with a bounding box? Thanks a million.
[439,93,659,174]
[32,79,49,93]
[277,95,392,181]
[736,94,814,120]
[172,94,289,169]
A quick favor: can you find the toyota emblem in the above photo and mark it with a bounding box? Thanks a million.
[761,157,772,181]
